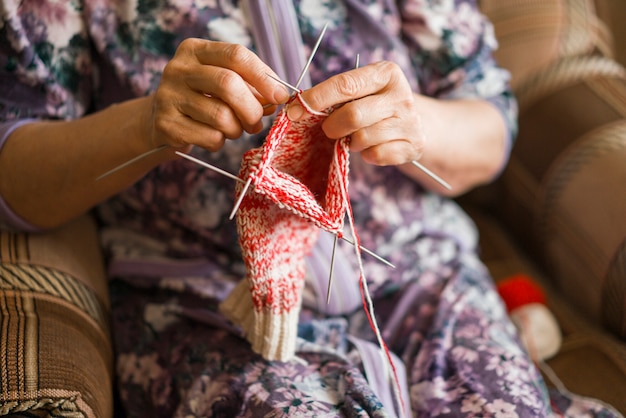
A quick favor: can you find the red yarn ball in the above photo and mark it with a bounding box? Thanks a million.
[496,274,546,313]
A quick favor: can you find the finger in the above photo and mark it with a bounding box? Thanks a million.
[178,93,246,139]
[168,40,289,132]
[184,66,266,133]
[359,139,420,167]
[189,40,290,104]
[350,120,424,163]
[288,61,400,120]
[262,103,279,116]
[347,119,411,153]
[248,82,281,116]
[321,95,397,139]
[155,110,226,152]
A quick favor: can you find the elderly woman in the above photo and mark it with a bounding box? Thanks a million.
[0,0,618,416]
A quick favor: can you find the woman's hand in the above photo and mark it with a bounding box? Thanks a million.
[1,40,292,229]
[285,60,508,196]
[148,39,290,152]
[286,61,425,166]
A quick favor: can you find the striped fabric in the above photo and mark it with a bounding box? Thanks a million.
[0,263,107,328]
[515,55,626,111]
[0,216,113,418]
[539,120,626,338]
[479,0,611,89]
[497,52,626,342]
[484,1,626,339]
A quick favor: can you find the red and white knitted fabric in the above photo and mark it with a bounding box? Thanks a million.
[220,96,350,361]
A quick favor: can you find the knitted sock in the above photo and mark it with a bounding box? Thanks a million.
[220,96,350,361]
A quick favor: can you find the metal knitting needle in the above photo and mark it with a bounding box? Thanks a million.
[97,146,248,188]
[265,22,329,98]
[229,23,330,220]
[175,153,395,267]
[327,53,361,304]
[339,235,395,268]
[96,145,169,180]
[175,151,246,184]
[410,160,451,190]
[326,234,339,304]
[228,177,252,220]
[98,141,396,268]
[295,22,329,89]
[172,151,249,219]
[266,73,301,94]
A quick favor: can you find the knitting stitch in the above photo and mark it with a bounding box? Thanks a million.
[220,96,350,361]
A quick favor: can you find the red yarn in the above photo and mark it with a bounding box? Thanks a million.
[496,274,546,313]
[220,96,351,361]
[219,94,406,413]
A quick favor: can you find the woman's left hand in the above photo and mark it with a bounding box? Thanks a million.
[286,61,425,166]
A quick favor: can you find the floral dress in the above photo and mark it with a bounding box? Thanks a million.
[0,0,621,416]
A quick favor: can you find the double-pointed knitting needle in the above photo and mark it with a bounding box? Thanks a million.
[295,22,329,89]
[96,146,246,188]
[173,154,391,264]
[266,74,300,94]
[326,234,339,304]
[175,151,246,184]
[327,54,360,304]
[228,23,330,220]
[96,145,169,181]
[327,232,397,302]
[410,160,451,190]
[340,235,395,268]
[228,177,252,220]
[100,142,396,268]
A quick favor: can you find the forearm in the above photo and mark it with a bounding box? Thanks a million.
[0,96,170,229]
[399,95,508,196]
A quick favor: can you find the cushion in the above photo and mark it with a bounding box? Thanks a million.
[594,0,626,66]
[539,120,626,338]
[498,59,626,339]
[0,215,113,418]
[479,0,611,89]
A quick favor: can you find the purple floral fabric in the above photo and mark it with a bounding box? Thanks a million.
[0,0,622,416]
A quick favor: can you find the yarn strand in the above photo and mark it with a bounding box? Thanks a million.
[334,141,407,418]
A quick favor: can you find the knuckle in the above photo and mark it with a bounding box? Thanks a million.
[215,69,243,93]
[348,130,366,152]
[176,38,202,58]
[208,102,233,124]
[162,58,179,76]
[375,61,404,88]
[203,132,226,152]
[362,147,385,166]
[376,60,400,74]
[343,104,364,128]
[395,97,414,117]
[224,126,244,140]
[335,73,362,98]
[153,116,168,138]
[242,107,263,128]
[223,43,252,66]
[177,37,196,50]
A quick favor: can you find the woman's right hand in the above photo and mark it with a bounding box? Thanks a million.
[147,39,290,153]
[0,39,290,229]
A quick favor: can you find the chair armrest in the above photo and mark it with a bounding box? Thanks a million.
[0,215,113,418]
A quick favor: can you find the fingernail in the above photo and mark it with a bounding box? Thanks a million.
[287,103,304,121]
[274,85,290,104]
